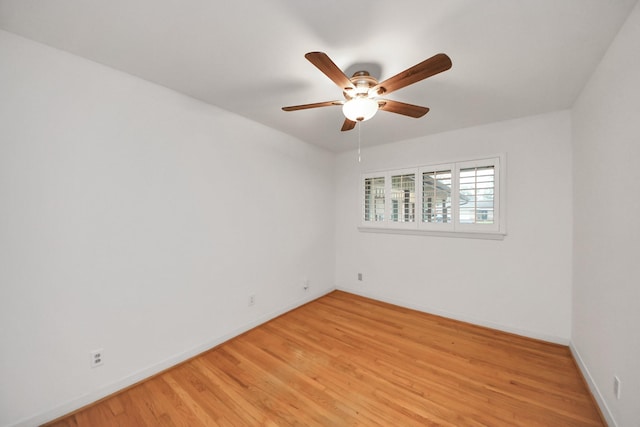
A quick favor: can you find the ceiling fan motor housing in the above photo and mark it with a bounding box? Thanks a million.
[345,71,379,99]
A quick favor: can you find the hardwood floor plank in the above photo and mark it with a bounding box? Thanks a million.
[43,291,604,426]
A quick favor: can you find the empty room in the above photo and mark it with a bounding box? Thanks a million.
[1,1,639,426]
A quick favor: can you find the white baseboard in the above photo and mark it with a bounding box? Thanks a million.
[15,289,333,427]
[336,286,570,345]
[570,343,616,426]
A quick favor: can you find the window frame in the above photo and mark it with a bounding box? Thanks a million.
[359,155,506,239]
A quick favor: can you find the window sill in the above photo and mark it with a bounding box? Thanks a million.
[358,226,506,240]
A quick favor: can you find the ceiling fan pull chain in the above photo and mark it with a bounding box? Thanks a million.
[358,121,362,163]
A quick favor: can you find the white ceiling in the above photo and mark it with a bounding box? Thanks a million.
[1,0,637,152]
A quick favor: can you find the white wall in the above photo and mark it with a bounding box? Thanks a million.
[335,111,573,343]
[0,30,335,427]
[571,2,640,425]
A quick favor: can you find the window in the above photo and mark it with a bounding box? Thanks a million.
[360,156,504,238]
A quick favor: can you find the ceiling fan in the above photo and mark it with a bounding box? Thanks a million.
[282,52,452,131]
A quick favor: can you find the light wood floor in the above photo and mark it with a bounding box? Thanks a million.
[45,291,604,426]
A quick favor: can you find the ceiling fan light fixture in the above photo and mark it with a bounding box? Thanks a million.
[342,97,378,122]
[282,52,452,131]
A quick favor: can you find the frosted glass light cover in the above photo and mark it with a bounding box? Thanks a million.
[342,97,378,122]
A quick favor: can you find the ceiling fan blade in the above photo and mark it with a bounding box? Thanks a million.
[282,100,343,111]
[378,100,429,118]
[305,52,355,92]
[341,118,357,132]
[371,53,452,96]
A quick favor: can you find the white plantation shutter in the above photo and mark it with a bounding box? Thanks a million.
[422,169,452,224]
[363,176,385,222]
[455,157,501,233]
[459,166,495,224]
[391,173,415,222]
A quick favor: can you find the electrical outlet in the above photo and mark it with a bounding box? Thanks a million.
[90,349,104,368]
[248,294,255,306]
[614,376,621,399]
[358,273,363,281]
[303,279,310,291]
